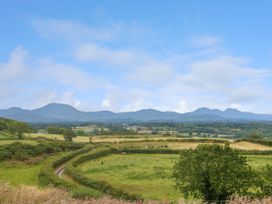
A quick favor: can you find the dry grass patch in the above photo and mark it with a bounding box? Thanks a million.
[230,141,272,150]
[0,183,132,204]
[1,183,271,204]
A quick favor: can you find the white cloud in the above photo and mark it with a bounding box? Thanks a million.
[39,58,104,90]
[75,43,136,66]
[0,46,30,82]
[102,99,112,110]
[32,19,115,43]
[32,18,154,46]
[190,35,221,48]
[174,100,196,113]
[127,62,174,85]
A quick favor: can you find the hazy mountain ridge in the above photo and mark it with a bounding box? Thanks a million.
[0,103,272,123]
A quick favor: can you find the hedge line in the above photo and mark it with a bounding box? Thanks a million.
[38,145,102,198]
[112,147,182,154]
[117,138,230,144]
[65,147,142,201]
[0,141,84,162]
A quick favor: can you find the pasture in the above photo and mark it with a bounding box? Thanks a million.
[27,133,272,151]
[77,153,272,202]
[0,131,16,140]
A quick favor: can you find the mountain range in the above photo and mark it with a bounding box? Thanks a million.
[0,103,272,123]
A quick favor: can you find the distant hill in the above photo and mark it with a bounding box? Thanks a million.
[0,103,272,123]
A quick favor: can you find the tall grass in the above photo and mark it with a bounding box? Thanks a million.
[0,182,132,204]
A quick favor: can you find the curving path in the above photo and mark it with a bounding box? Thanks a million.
[55,164,66,178]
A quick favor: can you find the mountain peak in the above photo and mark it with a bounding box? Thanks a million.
[224,108,241,113]
[32,103,81,120]
[135,109,161,113]
[193,107,221,114]
[42,103,76,109]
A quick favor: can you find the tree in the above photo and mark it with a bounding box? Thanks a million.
[89,136,93,143]
[16,122,29,139]
[173,145,255,203]
[8,121,29,139]
[63,128,76,142]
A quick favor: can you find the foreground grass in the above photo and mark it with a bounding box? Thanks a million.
[0,161,42,185]
[0,183,134,204]
[1,182,271,204]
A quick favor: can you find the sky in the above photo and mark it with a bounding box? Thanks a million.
[1,0,272,113]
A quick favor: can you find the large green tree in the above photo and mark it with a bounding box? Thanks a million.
[8,121,29,139]
[63,128,76,142]
[173,145,255,203]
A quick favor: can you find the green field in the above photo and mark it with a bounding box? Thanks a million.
[78,153,184,201]
[78,153,272,202]
[0,161,42,186]
[0,131,16,140]
[245,155,272,170]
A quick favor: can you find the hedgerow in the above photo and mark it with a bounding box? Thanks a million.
[38,145,102,198]
[118,138,230,145]
[112,147,182,154]
[65,147,142,201]
[0,141,84,162]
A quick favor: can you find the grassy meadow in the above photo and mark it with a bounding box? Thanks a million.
[0,161,42,185]
[77,153,272,201]
[78,153,180,201]
[246,155,272,170]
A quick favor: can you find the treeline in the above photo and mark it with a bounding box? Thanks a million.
[47,126,88,137]
[0,117,30,139]
[0,141,84,162]
[34,121,272,139]
[142,122,272,138]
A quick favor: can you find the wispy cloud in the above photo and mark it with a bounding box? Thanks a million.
[190,35,221,48]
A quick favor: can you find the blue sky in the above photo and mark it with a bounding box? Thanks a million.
[1,0,272,113]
